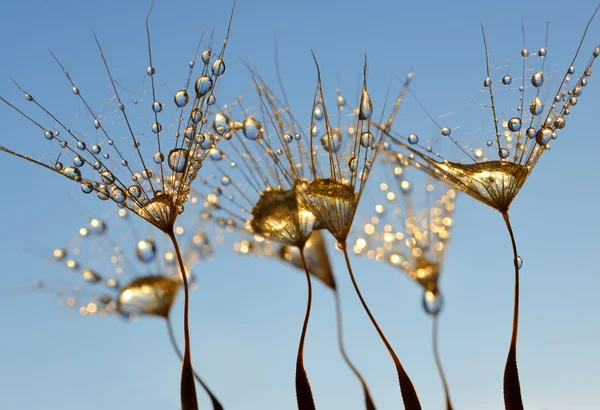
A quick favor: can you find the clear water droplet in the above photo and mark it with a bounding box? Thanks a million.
[174,90,189,108]
[201,48,211,64]
[152,101,163,113]
[191,108,202,124]
[243,117,263,140]
[209,148,225,161]
[168,149,189,172]
[538,47,547,57]
[72,86,80,95]
[313,104,324,121]
[441,127,451,137]
[147,66,155,76]
[486,140,493,147]
[521,48,529,58]
[499,148,509,159]
[422,290,442,315]
[502,75,512,85]
[360,131,374,148]
[77,141,86,150]
[80,182,93,194]
[554,117,566,130]
[408,133,419,144]
[153,152,164,164]
[96,186,110,200]
[136,239,157,262]
[112,187,126,203]
[359,89,373,120]
[517,255,523,269]
[526,127,536,139]
[321,131,341,152]
[194,76,213,97]
[221,176,231,186]
[101,171,115,185]
[508,117,522,132]
[531,71,544,87]
[530,97,543,115]
[484,77,492,87]
[44,130,54,140]
[73,156,85,167]
[348,156,358,172]
[283,134,293,143]
[212,59,226,76]
[535,127,553,145]
[207,95,216,106]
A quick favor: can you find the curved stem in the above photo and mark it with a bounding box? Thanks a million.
[333,288,377,410]
[296,247,316,410]
[501,212,523,410]
[431,315,453,410]
[340,244,422,410]
[166,316,224,410]
[169,231,199,410]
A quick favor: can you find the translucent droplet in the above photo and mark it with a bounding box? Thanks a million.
[111,187,126,204]
[207,95,216,106]
[526,127,536,139]
[209,148,224,161]
[499,148,509,159]
[25,93,33,101]
[531,72,544,87]
[136,239,157,263]
[96,186,110,201]
[152,122,162,134]
[221,176,231,186]
[191,108,202,124]
[483,77,492,87]
[153,152,164,164]
[517,255,523,269]
[360,131,374,148]
[529,97,543,115]
[101,171,115,185]
[408,133,419,144]
[147,66,155,76]
[337,95,346,110]
[321,131,341,152]
[486,140,493,147]
[535,127,553,145]
[538,47,547,57]
[441,127,451,137]
[168,149,189,172]
[212,59,226,76]
[94,119,101,129]
[152,101,163,113]
[521,48,529,58]
[283,134,293,143]
[502,75,512,85]
[568,66,575,75]
[72,86,80,95]
[128,185,141,198]
[73,156,84,167]
[201,48,211,64]
[508,117,522,132]
[359,88,373,120]
[313,104,324,121]
[348,157,358,172]
[174,90,189,108]
[44,130,54,140]
[77,141,86,150]
[554,117,566,130]
[294,133,302,140]
[422,290,442,315]
[243,117,263,140]
[213,113,231,135]
[194,76,213,98]
[80,182,93,194]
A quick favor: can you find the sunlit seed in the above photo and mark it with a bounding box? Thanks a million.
[168,149,189,172]
[174,90,189,108]
[152,101,163,113]
[535,127,553,145]
[359,89,373,120]
[194,76,213,97]
[408,133,419,144]
[502,75,512,85]
[441,127,451,136]
[153,152,164,164]
[508,117,522,132]
[360,131,374,148]
[243,117,263,140]
[212,59,226,76]
[531,72,544,87]
[530,97,543,115]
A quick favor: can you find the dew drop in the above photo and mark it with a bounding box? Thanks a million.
[349,157,358,172]
[294,133,302,140]
[535,127,553,145]
[174,90,189,108]
[101,171,115,185]
[499,148,509,159]
[313,104,324,121]
[111,187,127,204]
[408,133,419,144]
[73,156,85,167]
[517,256,523,269]
[44,130,54,140]
[441,127,451,137]
[25,93,33,101]
[486,140,493,147]
[243,117,263,140]
[483,77,492,87]
[521,48,529,58]
[194,76,213,97]
[191,108,202,124]
[554,117,566,130]
[283,134,293,143]
[529,97,543,115]
[96,186,110,201]
[531,71,544,87]
[152,101,163,113]
[147,66,155,76]
[168,149,189,172]
[209,148,225,161]
[153,152,164,164]
[212,59,226,76]
[360,131,374,148]
[502,75,512,85]
[538,47,547,57]
[213,113,231,135]
[207,95,216,106]
[152,122,162,134]
[201,48,211,64]
[136,239,157,262]
[568,66,575,75]
[77,141,86,150]
[55,161,63,171]
[80,182,93,194]
[128,185,141,199]
[359,89,373,120]
[508,117,522,132]
[142,169,153,180]
[72,86,80,95]
[221,176,231,186]
[526,127,536,139]
[321,131,341,152]
[423,290,442,315]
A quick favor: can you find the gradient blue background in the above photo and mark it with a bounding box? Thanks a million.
[0,0,599,409]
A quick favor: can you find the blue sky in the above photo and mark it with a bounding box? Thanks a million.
[0,0,599,409]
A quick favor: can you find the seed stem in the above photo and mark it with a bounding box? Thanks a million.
[501,211,524,410]
[169,231,199,410]
[296,247,316,410]
[165,316,224,410]
[340,243,422,410]
[431,315,453,410]
[333,286,377,410]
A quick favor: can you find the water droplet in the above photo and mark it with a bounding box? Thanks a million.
[111,187,126,203]
[72,86,80,95]
[81,182,93,194]
[529,97,543,115]
[209,148,225,161]
[55,162,63,170]
[201,48,211,64]
[191,108,202,124]
[535,127,553,145]
[313,104,324,121]
[200,133,214,149]
[295,133,302,140]
[483,77,492,87]
[568,66,575,75]
[212,59,226,76]
[594,47,600,58]
[97,186,110,200]
[243,117,263,140]
[531,71,544,87]
[152,122,162,134]
[554,117,566,130]
[147,66,155,76]
[101,171,115,185]
[194,75,213,97]
[153,152,164,164]
[207,95,216,106]
[77,141,86,150]
[486,140,493,147]
[538,47,547,57]
[337,95,346,110]
[168,149,189,172]
[508,117,522,132]
[44,130,54,140]
[174,90,189,108]
[73,156,85,167]
[422,290,443,315]
[517,255,523,269]
[283,134,293,143]
[60,141,68,149]
[142,169,153,180]
[349,157,358,172]
[526,127,536,138]
[25,93,33,101]
[152,101,163,113]
[408,133,419,144]
[360,131,374,148]
[359,89,373,120]
[213,113,231,135]
[221,176,231,186]
[521,48,529,58]
[119,102,125,111]
[441,127,451,137]
[321,131,341,152]
[136,239,157,262]
[499,148,509,159]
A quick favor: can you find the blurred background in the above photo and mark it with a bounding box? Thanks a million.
[0,0,599,409]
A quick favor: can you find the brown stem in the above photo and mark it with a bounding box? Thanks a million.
[169,231,199,410]
[166,316,224,410]
[333,287,377,410]
[431,315,453,410]
[340,244,422,410]
[296,247,316,410]
[501,212,523,410]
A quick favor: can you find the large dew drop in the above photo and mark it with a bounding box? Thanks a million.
[243,117,263,140]
[168,149,189,172]
[359,89,373,120]
[136,239,157,263]
[174,90,189,108]
[195,76,213,97]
